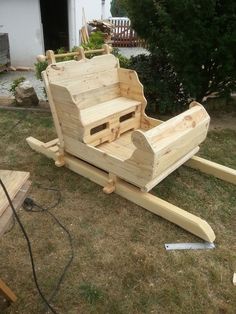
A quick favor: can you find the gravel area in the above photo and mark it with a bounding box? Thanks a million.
[0,70,45,100]
[118,47,149,58]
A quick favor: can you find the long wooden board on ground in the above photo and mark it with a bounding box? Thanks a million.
[0,278,17,303]
[0,170,30,217]
[0,173,31,304]
[0,180,31,237]
[186,156,236,185]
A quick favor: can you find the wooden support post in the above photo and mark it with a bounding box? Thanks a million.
[103,173,117,194]
[0,278,17,303]
[46,50,56,64]
[41,72,65,167]
[26,137,216,242]
[102,44,111,55]
[77,47,86,60]
[186,156,236,185]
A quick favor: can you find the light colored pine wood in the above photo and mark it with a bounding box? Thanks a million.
[26,136,215,242]
[80,97,140,125]
[186,156,236,185]
[42,138,59,148]
[28,53,235,241]
[46,55,118,85]
[0,170,30,217]
[77,47,86,60]
[46,50,56,64]
[0,278,17,303]
[102,44,111,55]
[37,45,112,64]
[0,180,31,237]
[44,55,143,146]
[103,173,117,194]
[142,147,199,192]
[42,71,65,166]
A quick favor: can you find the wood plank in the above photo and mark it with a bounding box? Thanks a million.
[80,97,140,125]
[132,104,209,154]
[0,180,31,237]
[26,137,59,161]
[118,68,147,108]
[0,171,30,217]
[46,55,119,84]
[186,156,236,185]
[42,139,59,148]
[65,69,119,95]
[42,71,65,156]
[74,83,121,110]
[27,136,152,189]
[143,147,199,192]
[0,278,17,303]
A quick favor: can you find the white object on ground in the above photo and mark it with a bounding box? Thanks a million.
[233,273,236,286]
[165,242,215,251]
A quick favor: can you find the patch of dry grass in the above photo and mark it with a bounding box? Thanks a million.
[0,110,236,313]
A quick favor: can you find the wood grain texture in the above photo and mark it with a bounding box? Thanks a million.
[26,137,216,242]
[0,170,30,217]
[45,55,143,146]
[41,55,211,190]
[0,180,31,237]
[186,156,236,185]
[0,278,17,303]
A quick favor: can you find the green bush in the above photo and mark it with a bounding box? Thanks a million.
[9,76,26,95]
[128,54,189,113]
[35,61,48,80]
[111,0,127,17]
[112,48,131,68]
[82,31,105,51]
[124,0,236,109]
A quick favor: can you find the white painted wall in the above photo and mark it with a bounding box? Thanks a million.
[70,0,111,48]
[0,0,111,64]
[77,0,111,26]
[0,0,44,66]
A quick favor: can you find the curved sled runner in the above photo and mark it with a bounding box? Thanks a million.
[27,47,236,242]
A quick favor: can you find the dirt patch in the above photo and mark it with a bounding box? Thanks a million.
[209,112,236,131]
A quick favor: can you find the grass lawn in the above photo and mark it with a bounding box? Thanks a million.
[0,110,236,314]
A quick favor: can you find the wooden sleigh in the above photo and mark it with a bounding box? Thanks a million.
[27,46,236,242]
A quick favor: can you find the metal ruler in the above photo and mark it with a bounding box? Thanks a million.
[165,242,215,251]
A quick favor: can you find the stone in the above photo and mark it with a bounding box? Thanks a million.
[15,80,39,107]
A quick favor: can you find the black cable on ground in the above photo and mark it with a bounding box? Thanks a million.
[23,186,74,308]
[0,179,58,314]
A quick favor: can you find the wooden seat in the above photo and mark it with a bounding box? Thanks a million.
[47,55,145,146]
[80,97,140,126]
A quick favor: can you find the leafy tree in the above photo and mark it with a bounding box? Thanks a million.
[124,0,236,103]
[110,0,127,17]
